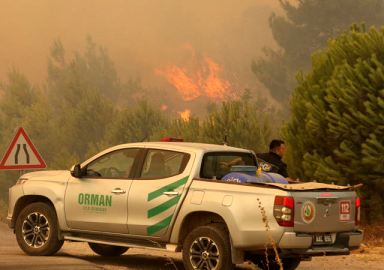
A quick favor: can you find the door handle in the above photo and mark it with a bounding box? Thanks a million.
[111,188,126,195]
[163,191,179,197]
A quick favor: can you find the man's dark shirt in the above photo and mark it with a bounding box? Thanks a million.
[256,152,289,178]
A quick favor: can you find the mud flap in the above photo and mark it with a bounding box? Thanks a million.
[230,236,244,264]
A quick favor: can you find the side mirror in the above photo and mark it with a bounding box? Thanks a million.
[70,164,82,178]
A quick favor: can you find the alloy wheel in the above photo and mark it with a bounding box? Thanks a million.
[21,212,50,248]
[189,236,220,270]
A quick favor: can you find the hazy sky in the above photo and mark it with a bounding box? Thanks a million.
[1,0,281,98]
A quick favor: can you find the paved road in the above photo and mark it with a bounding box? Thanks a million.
[0,221,243,270]
[2,221,384,270]
[0,222,105,270]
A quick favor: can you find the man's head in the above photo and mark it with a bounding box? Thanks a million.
[269,139,286,158]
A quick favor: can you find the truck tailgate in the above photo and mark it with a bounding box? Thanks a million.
[292,190,357,232]
[265,182,359,233]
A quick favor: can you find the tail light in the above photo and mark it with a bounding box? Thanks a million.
[274,196,294,227]
[355,197,360,226]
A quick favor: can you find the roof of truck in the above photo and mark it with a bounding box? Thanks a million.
[110,142,253,153]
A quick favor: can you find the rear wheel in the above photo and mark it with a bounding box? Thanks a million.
[15,202,64,256]
[182,225,235,270]
[88,242,129,256]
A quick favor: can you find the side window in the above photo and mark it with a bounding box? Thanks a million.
[200,152,256,180]
[140,149,190,179]
[85,148,139,178]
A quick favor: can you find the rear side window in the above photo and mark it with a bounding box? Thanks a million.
[139,149,190,179]
[200,152,256,180]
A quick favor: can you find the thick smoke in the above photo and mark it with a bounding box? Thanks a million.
[0,0,281,115]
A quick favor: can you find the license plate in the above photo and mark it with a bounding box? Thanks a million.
[313,234,332,245]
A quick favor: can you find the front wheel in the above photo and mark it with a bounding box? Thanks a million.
[15,202,64,256]
[88,242,129,256]
[182,225,235,270]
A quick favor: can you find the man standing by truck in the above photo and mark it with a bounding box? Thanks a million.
[257,139,296,183]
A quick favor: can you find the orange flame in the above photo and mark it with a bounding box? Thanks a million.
[203,57,230,99]
[155,45,230,101]
[161,105,167,111]
[178,109,190,121]
[156,67,201,100]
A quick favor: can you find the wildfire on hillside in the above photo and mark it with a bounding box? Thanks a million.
[178,109,191,121]
[155,44,232,101]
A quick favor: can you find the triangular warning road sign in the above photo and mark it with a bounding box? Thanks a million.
[0,127,47,170]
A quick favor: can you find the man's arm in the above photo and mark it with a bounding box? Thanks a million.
[220,157,242,168]
[286,177,299,183]
[278,164,299,183]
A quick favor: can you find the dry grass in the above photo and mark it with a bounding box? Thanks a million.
[360,221,384,248]
[354,254,384,261]
[256,198,283,270]
[0,198,7,222]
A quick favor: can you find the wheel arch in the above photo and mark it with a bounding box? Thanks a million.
[175,211,245,265]
[177,211,228,245]
[14,197,65,255]
[11,195,54,228]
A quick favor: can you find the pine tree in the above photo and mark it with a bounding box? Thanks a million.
[199,101,274,153]
[47,36,121,105]
[106,100,168,144]
[63,89,115,159]
[0,69,40,143]
[0,69,51,198]
[46,38,118,161]
[284,24,384,221]
[151,117,200,143]
[252,0,384,106]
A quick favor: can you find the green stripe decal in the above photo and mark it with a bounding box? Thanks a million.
[147,215,173,235]
[147,176,188,201]
[148,194,181,218]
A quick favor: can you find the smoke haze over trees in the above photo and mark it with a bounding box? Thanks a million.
[0,36,278,203]
[0,0,281,117]
[252,0,384,106]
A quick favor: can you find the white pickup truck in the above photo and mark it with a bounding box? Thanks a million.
[6,141,363,270]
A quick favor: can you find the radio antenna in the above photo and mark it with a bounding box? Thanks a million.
[141,134,149,142]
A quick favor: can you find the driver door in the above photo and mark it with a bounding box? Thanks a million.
[65,148,139,234]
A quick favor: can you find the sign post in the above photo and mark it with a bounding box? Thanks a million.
[0,127,46,171]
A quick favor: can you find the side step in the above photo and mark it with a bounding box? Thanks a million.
[62,232,181,252]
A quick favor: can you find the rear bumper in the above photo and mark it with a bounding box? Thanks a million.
[278,230,363,256]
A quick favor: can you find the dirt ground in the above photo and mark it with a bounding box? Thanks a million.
[60,241,384,270]
[2,219,382,270]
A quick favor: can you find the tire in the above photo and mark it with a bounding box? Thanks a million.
[255,256,301,270]
[15,202,64,256]
[182,225,235,270]
[88,242,129,256]
[281,258,301,270]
